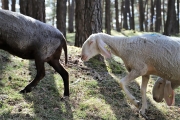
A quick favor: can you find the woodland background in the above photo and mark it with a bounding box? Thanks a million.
[1,0,179,46]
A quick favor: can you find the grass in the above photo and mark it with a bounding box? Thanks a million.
[0,30,180,120]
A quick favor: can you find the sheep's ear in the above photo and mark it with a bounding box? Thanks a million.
[164,81,175,106]
[96,39,111,59]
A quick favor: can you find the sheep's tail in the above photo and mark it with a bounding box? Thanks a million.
[63,38,68,64]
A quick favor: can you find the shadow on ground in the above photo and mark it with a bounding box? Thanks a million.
[84,56,168,120]
[0,54,73,119]
[21,61,73,119]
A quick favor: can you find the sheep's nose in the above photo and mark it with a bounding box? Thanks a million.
[153,97,157,101]
[153,97,162,102]
[81,55,87,61]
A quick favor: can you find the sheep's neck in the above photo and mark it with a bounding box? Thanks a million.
[171,81,180,89]
[101,35,127,57]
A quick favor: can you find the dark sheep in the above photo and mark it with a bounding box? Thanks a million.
[0,9,69,96]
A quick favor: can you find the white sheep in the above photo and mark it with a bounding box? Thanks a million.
[81,33,180,115]
[152,77,176,106]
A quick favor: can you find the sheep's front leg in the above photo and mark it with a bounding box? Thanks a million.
[20,59,45,93]
[120,70,141,108]
[140,75,149,114]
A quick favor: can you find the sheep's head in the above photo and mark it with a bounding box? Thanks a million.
[152,77,175,106]
[81,33,111,61]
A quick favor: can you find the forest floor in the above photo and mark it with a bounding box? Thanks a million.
[1,30,180,120]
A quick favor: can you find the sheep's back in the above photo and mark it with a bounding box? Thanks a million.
[0,9,62,60]
[122,34,180,80]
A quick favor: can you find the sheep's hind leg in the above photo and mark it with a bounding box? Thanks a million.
[119,70,141,108]
[48,59,69,96]
[20,59,45,93]
[140,75,149,115]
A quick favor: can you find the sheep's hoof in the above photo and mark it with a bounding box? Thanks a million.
[139,108,145,115]
[64,92,69,97]
[19,87,32,93]
[139,110,149,120]
[134,100,141,109]
[119,83,123,88]
[61,96,69,101]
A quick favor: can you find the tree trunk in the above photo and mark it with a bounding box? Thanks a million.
[126,0,132,30]
[155,0,161,32]
[32,0,45,22]
[144,0,148,31]
[11,0,16,11]
[164,0,175,35]
[115,0,120,32]
[68,0,74,33]
[123,0,128,29]
[176,0,179,33]
[1,0,9,10]
[84,0,103,61]
[139,0,144,31]
[105,0,111,34]
[84,0,102,35]
[75,0,85,47]
[101,0,105,29]
[150,0,154,31]
[75,0,102,47]
[170,3,177,34]
[57,0,67,37]
[130,0,135,30]
[121,0,124,30]
[20,0,45,22]
[20,0,33,17]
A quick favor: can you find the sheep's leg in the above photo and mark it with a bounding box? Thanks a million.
[48,59,69,96]
[20,59,45,93]
[120,70,141,108]
[140,75,149,114]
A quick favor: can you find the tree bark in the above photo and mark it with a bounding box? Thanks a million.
[170,3,177,34]
[20,0,45,22]
[123,0,128,29]
[150,0,154,31]
[19,0,45,22]
[105,0,111,34]
[1,0,9,10]
[176,0,179,33]
[164,0,175,35]
[32,0,45,22]
[11,0,16,11]
[20,0,33,17]
[57,0,67,37]
[68,0,74,33]
[84,0,103,61]
[121,0,124,30]
[126,0,132,30]
[75,0,85,47]
[162,0,165,30]
[75,0,102,47]
[115,0,120,32]
[139,0,144,31]
[155,0,161,32]
[84,0,102,36]
[130,0,135,30]
[143,0,148,31]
